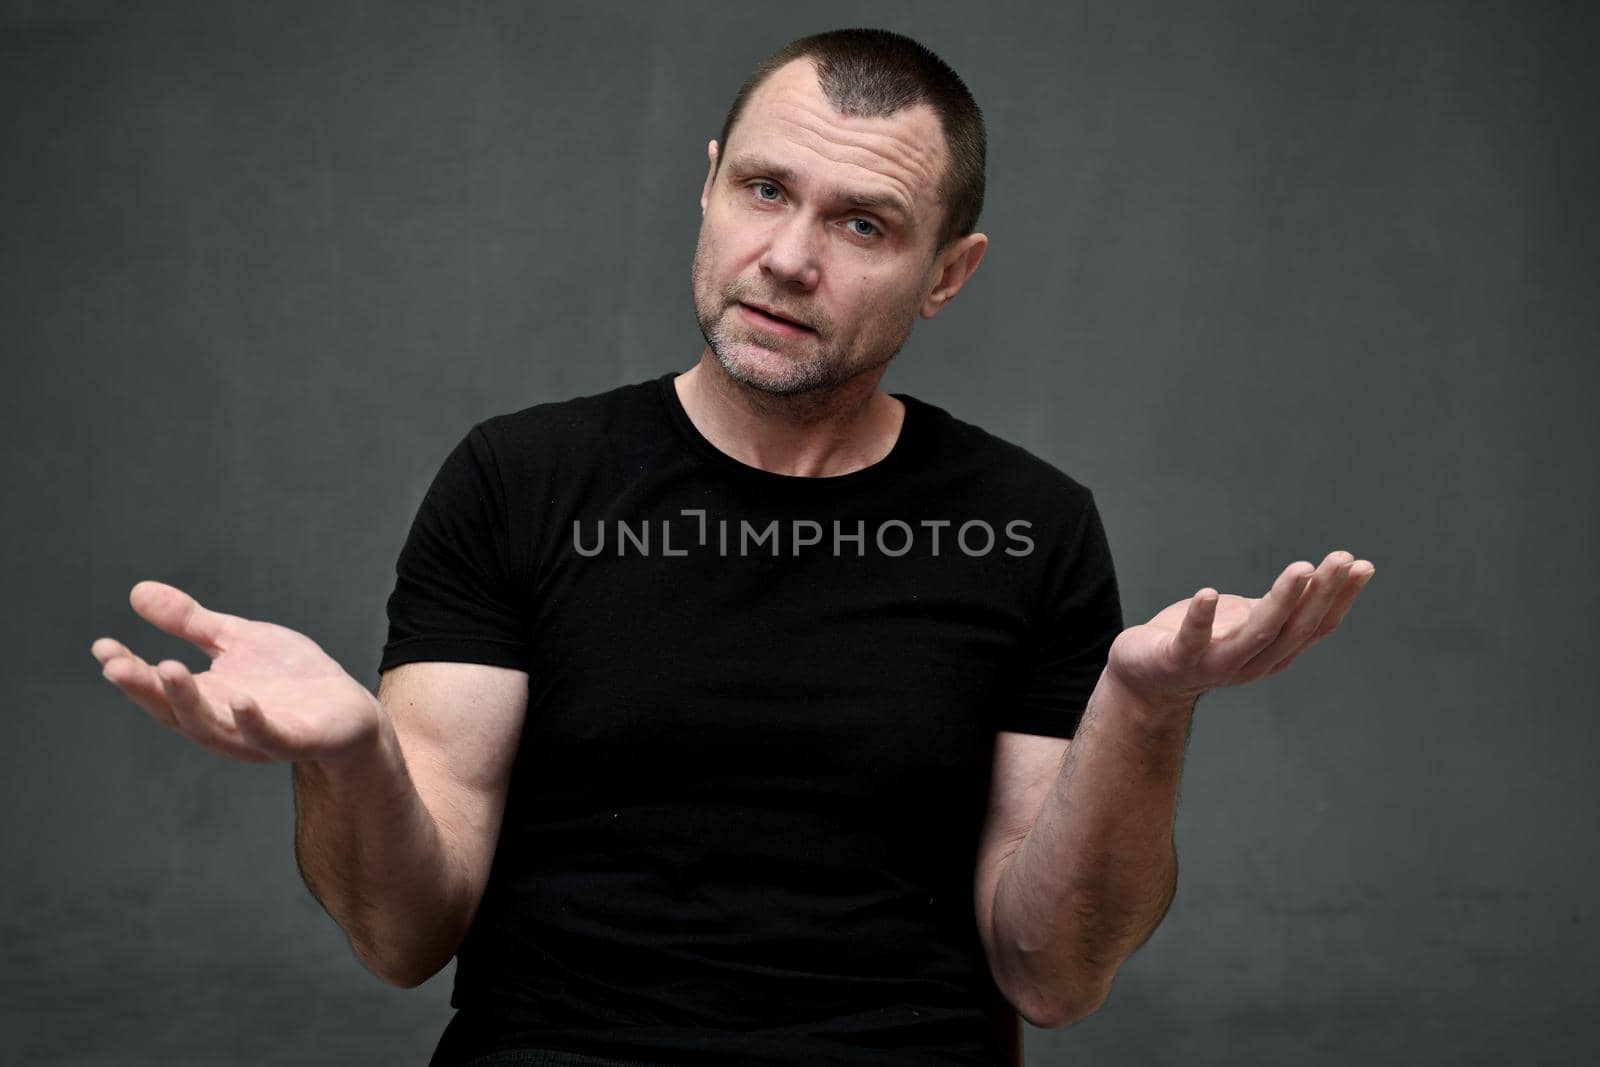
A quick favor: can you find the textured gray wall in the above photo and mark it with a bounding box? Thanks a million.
[5,1,1596,1064]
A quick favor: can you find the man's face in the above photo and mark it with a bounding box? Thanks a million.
[691,59,953,396]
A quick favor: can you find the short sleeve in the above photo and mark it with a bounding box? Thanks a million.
[995,492,1124,739]
[377,421,531,681]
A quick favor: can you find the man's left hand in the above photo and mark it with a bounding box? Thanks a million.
[1106,550,1375,711]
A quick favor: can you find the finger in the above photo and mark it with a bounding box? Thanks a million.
[1257,560,1375,676]
[156,660,273,764]
[1169,588,1218,667]
[1215,561,1315,669]
[98,647,180,731]
[1241,550,1354,674]
[128,581,241,658]
[90,636,135,667]
[228,692,300,762]
[1317,560,1375,634]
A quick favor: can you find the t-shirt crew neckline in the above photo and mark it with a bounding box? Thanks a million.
[655,370,924,492]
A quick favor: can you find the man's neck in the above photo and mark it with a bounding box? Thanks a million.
[674,351,906,478]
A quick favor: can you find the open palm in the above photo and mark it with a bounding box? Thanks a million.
[91,580,383,764]
[1107,550,1375,707]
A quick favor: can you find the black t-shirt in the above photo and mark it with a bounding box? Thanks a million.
[378,372,1124,1067]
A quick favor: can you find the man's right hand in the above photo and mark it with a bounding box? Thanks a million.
[92,580,386,766]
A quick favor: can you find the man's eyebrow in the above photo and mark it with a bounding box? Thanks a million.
[724,155,914,224]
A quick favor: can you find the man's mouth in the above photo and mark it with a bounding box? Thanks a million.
[737,302,814,334]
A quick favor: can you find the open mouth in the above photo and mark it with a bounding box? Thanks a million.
[737,302,813,334]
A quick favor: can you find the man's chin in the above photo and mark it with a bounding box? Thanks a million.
[712,341,830,396]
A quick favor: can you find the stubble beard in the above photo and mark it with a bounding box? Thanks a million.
[691,238,915,400]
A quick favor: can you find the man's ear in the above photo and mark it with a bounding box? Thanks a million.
[919,232,988,319]
[700,140,720,214]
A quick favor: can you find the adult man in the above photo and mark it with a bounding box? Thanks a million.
[92,28,1373,1067]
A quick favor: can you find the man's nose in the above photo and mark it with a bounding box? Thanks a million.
[759,213,821,290]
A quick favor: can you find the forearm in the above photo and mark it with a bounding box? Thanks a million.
[991,667,1195,1026]
[292,711,471,987]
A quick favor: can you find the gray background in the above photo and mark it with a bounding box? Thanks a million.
[5,1,1595,1064]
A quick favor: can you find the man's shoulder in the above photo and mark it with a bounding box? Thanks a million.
[900,391,1098,504]
[485,374,661,431]
[469,373,666,455]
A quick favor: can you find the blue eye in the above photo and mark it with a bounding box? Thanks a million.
[754,182,780,201]
[849,219,878,238]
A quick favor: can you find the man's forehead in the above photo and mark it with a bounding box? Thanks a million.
[730,58,947,219]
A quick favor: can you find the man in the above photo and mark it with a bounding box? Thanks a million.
[91,28,1373,1067]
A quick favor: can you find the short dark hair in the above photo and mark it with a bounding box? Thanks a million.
[715,28,986,252]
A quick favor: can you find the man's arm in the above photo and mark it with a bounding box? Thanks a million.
[293,712,472,988]
[984,550,1373,1027]
[91,581,528,990]
[295,660,527,988]
[984,668,1194,1028]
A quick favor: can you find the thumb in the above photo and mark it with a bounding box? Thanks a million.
[129,580,240,658]
[1169,588,1217,668]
